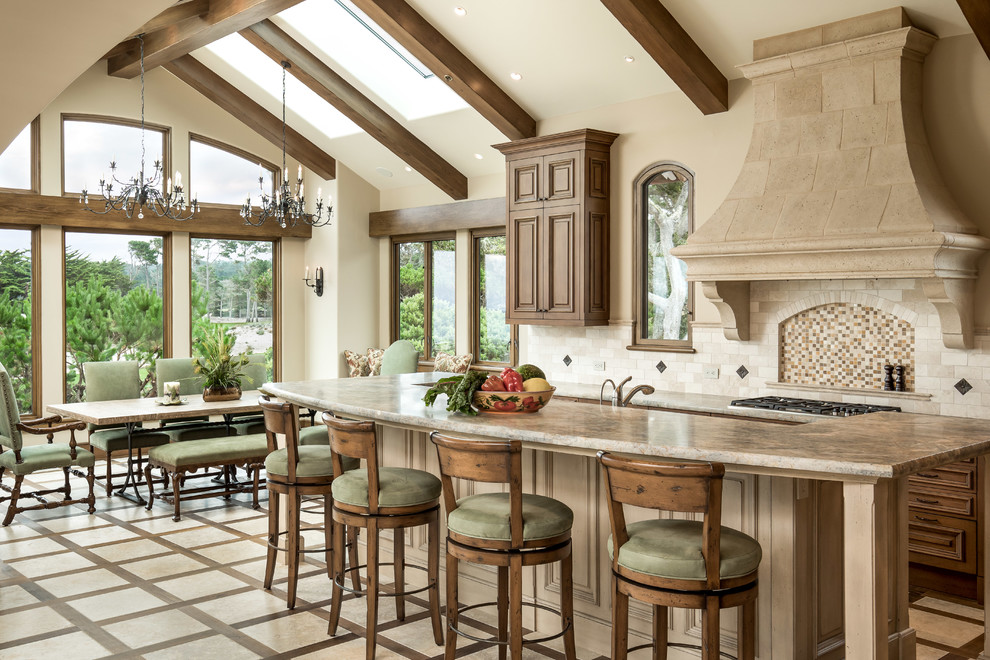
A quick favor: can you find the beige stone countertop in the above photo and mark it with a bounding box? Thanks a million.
[263,374,990,481]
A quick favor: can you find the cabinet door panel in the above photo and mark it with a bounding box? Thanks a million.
[908,512,976,573]
[544,151,579,207]
[507,211,543,320]
[509,156,542,208]
[587,211,608,315]
[545,207,578,318]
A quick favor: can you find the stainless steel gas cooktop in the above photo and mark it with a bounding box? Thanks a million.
[729,396,901,417]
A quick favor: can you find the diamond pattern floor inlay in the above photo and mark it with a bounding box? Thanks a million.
[0,463,983,658]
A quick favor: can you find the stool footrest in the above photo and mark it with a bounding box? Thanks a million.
[449,600,572,646]
[333,561,431,598]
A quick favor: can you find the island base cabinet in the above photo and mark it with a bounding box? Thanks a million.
[372,426,917,659]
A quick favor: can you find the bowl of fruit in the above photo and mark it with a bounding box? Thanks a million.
[472,365,555,414]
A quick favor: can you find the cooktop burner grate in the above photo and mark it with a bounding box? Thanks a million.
[729,396,901,417]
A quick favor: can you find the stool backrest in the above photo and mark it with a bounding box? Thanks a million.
[259,395,301,480]
[322,413,382,511]
[598,451,725,589]
[430,432,524,547]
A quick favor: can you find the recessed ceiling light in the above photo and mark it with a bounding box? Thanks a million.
[510,72,522,81]
[624,56,635,63]
[375,167,393,178]
[404,166,412,172]
[454,6,466,16]
[474,153,483,160]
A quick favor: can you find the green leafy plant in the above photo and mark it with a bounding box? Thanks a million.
[192,324,249,391]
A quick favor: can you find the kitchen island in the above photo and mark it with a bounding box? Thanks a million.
[263,373,990,660]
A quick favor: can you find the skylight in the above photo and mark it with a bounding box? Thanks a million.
[202,33,362,140]
[277,0,468,121]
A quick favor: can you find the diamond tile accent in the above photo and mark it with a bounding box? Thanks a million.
[955,379,973,395]
[736,365,749,379]
[562,355,572,367]
[656,361,667,373]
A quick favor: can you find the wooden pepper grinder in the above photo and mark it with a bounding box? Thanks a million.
[883,364,895,391]
[894,365,906,392]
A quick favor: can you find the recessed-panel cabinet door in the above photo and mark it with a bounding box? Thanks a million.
[507,210,543,320]
[545,206,578,318]
[544,150,580,207]
[508,156,542,208]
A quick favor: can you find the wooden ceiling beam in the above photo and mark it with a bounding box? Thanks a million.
[600,0,728,115]
[163,54,336,180]
[126,0,210,40]
[242,20,467,200]
[347,0,535,141]
[108,0,304,79]
[957,0,990,61]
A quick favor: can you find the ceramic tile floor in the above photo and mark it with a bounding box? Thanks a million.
[0,465,984,659]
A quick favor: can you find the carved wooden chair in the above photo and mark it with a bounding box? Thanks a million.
[0,361,96,526]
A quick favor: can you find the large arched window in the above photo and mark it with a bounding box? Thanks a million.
[632,162,694,351]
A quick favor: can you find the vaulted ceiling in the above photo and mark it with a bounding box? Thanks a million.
[0,0,979,199]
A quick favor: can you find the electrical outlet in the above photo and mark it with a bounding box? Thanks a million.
[593,360,606,372]
[703,367,719,379]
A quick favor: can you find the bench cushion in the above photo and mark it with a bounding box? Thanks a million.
[607,519,762,581]
[332,467,441,508]
[447,492,572,542]
[148,434,268,470]
[0,444,96,476]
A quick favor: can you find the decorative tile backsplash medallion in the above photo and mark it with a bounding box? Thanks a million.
[736,365,749,379]
[955,379,973,395]
[779,303,914,391]
[656,361,667,373]
[562,355,572,367]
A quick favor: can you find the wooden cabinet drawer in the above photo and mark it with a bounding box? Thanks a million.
[908,511,977,573]
[908,487,976,519]
[909,462,976,491]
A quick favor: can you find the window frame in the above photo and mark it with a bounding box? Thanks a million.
[188,133,279,210]
[60,113,171,198]
[0,117,40,194]
[630,161,695,353]
[187,235,281,381]
[62,227,172,403]
[390,232,455,365]
[470,228,517,370]
[0,224,41,417]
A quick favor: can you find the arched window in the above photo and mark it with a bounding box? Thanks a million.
[632,162,694,351]
[189,134,276,206]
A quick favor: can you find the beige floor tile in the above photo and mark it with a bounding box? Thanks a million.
[61,524,141,547]
[67,586,169,621]
[914,595,985,621]
[910,607,983,646]
[142,634,263,660]
[293,637,404,659]
[224,516,270,536]
[88,537,172,562]
[34,566,131,598]
[121,553,210,580]
[0,606,74,643]
[37,515,110,534]
[194,538,267,564]
[7,549,95,578]
[154,570,251,601]
[193,504,267,523]
[129,515,204,534]
[193,588,291,624]
[0,584,41,609]
[237,610,331,653]
[104,608,211,648]
[0,522,41,541]
[0,630,111,660]
[379,607,443,655]
[1,535,66,559]
[914,643,949,660]
[229,558,271,582]
[163,525,240,548]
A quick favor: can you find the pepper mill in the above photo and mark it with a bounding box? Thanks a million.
[894,365,906,392]
[883,364,895,391]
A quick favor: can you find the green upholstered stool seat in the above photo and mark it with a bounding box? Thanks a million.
[265,447,358,479]
[332,466,440,508]
[0,444,96,476]
[299,425,328,445]
[607,519,762,581]
[447,492,573,542]
[148,434,269,470]
[89,427,171,452]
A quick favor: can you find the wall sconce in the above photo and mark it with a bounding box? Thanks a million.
[304,266,324,297]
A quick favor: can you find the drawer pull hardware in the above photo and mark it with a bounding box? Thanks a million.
[915,515,939,523]
[915,498,939,504]
[916,473,940,479]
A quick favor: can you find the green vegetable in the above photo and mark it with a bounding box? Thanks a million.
[423,376,462,407]
[516,364,546,381]
[422,371,487,416]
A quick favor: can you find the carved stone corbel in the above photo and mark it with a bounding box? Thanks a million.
[920,278,975,350]
[701,281,751,341]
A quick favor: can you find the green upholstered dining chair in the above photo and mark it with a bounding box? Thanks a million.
[228,354,326,445]
[155,357,235,443]
[379,340,420,375]
[83,361,170,495]
[0,361,96,526]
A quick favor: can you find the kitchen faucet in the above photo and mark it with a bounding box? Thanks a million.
[600,376,656,407]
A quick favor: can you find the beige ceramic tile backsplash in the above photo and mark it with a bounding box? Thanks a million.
[526,279,989,418]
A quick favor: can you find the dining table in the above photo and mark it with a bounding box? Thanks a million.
[48,391,265,504]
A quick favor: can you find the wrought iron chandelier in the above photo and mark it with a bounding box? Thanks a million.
[79,34,198,221]
[241,61,332,228]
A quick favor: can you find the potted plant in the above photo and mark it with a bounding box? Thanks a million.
[192,324,250,401]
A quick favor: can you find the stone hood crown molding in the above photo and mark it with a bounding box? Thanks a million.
[670,8,990,349]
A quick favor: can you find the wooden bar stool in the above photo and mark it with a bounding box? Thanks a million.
[259,396,358,609]
[323,413,444,659]
[430,432,577,660]
[597,452,762,660]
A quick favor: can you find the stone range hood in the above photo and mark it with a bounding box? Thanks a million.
[670,8,990,349]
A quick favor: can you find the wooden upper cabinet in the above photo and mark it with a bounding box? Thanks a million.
[494,129,617,326]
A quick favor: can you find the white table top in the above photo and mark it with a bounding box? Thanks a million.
[48,390,265,425]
